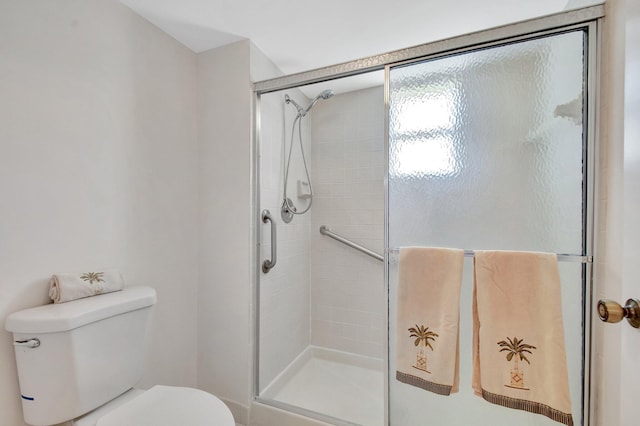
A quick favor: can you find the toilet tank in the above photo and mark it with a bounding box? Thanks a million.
[5,286,157,426]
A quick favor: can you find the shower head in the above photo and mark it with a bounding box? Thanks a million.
[318,89,334,100]
[285,89,334,117]
[302,89,334,116]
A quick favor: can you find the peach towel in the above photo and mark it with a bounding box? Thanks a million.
[472,250,573,425]
[49,270,124,303]
[396,247,464,395]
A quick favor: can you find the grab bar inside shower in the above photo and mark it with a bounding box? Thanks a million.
[262,210,277,273]
[319,225,384,262]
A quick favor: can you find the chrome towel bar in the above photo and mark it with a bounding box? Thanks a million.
[319,225,384,262]
[318,226,592,265]
[388,248,592,263]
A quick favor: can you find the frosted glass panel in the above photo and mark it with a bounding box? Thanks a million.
[389,31,587,425]
[389,31,585,254]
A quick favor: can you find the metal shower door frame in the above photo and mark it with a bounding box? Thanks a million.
[251,6,603,426]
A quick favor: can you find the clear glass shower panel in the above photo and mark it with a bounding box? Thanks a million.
[389,30,587,425]
[257,89,313,397]
[257,72,386,426]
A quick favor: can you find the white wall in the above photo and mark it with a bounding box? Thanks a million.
[592,1,624,425]
[0,1,200,425]
[309,86,386,359]
[595,1,640,425]
[196,40,252,423]
[620,0,640,423]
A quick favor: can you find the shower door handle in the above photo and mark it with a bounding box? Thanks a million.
[262,210,277,273]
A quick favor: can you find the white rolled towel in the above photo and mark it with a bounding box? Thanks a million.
[49,270,125,303]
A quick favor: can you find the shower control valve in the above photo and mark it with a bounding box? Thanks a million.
[281,198,296,223]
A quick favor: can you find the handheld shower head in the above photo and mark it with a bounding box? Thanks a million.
[318,89,334,100]
[302,89,334,115]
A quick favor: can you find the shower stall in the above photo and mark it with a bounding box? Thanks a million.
[253,5,602,426]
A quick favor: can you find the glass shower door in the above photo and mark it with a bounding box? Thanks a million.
[256,74,386,426]
[388,29,591,425]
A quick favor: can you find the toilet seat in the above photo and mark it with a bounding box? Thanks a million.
[96,385,235,426]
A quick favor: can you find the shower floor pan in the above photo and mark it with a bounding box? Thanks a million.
[261,346,384,426]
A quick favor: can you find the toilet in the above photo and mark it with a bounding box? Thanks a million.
[5,286,235,426]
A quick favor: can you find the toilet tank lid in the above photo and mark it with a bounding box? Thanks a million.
[5,286,157,334]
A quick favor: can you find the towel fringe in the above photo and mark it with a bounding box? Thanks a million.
[481,388,574,426]
[396,371,453,396]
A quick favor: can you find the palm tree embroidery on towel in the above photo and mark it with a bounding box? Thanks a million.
[80,272,105,294]
[498,336,537,390]
[408,324,438,373]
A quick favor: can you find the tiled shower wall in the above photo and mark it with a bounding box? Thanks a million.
[309,86,385,359]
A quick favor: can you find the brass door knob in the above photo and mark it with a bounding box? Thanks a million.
[597,299,640,328]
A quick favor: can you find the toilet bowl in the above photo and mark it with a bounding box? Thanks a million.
[5,286,234,426]
[73,386,235,426]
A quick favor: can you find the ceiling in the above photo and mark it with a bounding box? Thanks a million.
[120,0,599,89]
